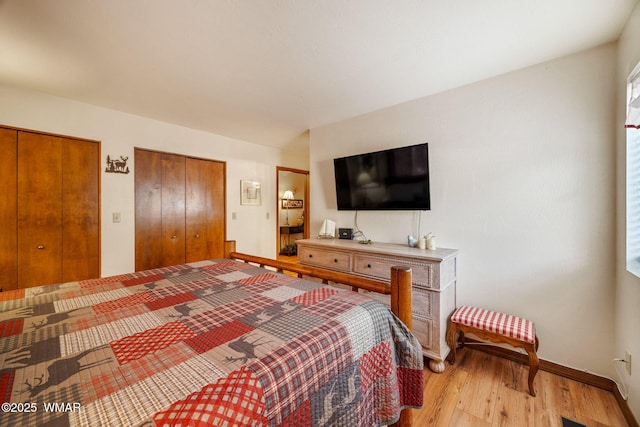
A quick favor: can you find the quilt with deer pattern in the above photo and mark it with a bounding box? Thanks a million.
[0,259,423,426]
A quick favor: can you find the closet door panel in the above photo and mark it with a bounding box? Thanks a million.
[0,128,17,290]
[160,153,186,267]
[135,149,163,271]
[17,132,63,288]
[185,158,225,262]
[62,138,100,282]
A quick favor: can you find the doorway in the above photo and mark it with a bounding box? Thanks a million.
[276,166,309,260]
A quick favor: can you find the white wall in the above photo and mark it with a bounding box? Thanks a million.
[616,1,640,419]
[0,84,305,276]
[310,44,617,376]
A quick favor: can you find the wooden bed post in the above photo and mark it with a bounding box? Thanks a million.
[224,240,236,259]
[390,266,414,427]
[390,266,412,331]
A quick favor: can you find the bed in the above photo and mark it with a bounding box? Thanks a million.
[0,247,423,426]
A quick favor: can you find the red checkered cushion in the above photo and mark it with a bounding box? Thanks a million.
[451,305,536,344]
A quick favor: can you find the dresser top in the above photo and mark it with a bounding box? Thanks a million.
[296,238,458,262]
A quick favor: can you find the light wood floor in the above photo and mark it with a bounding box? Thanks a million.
[414,348,630,427]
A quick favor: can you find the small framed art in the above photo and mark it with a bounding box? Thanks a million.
[241,180,262,205]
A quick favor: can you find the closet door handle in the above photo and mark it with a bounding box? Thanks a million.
[194,234,200,238]
[171,235,177,239]
[37,245,45,250]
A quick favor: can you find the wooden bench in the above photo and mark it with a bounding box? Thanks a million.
[447,305,539,396]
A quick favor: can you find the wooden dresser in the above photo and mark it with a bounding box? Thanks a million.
[296,238,458,372]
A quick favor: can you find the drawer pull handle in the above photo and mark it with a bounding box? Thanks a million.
[37,245,45,250]
[367,264,372,268]
[171,235,177,239]
[308,254,313,258]
[333,258,338,263]
[194,234,200,238]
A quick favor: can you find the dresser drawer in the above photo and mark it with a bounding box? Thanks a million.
[412,287,433,318]
[353,254,437,289]
[298,246,351,272]
[412,315,433,351]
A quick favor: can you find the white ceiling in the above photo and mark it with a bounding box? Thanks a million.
[0,0,637,148]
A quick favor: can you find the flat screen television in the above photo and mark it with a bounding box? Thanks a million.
[333,143,430,211]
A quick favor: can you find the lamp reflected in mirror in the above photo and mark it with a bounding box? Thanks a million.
[282,190,294,225]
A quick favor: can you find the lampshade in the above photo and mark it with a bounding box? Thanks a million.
[282,190,294,200]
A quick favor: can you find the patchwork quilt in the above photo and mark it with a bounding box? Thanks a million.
[0,259,423,426]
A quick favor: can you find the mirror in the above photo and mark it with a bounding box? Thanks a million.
[276,167,309,258]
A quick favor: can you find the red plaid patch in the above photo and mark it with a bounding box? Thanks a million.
[121,274,164,288]
[359,341,393,391]
[93,291,155,314]
[238,272,280,286]
[111,321,196,364]
[204,260,253,272]
[451,305,536,344]
[278,398,311,426]
[0,371,15,403]
[145,292,197,312]
[358,341,398,421]
[0,318,23,338]
[290,288,339,306]
[185,320,254,354]
[396,366,424,408]
[80,274,130,289]
[152,366,267,426]
[0,289,24,301]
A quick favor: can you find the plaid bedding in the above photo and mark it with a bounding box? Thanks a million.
[0,259,423,426]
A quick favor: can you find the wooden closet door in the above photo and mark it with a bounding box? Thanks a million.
[160,153,186,267]
[185,158,225,262]
[135,149,163,271]
[17,132,63,288]
[62,138,100,282]
[135,149,186,271]
[0,128,17,291]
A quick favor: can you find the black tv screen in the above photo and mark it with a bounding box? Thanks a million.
[333,143,430,211]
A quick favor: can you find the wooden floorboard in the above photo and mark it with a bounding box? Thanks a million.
[415,348,630,427]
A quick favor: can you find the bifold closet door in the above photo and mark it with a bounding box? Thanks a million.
[185,157,225,262]
[135,149,186,271]
[160,153,186,267]
[135,149,226,271]
[135,149,163,271]
[62,139,100,282]
[17,132,64,288]
[0,128,99,290]
[0,128,17,290]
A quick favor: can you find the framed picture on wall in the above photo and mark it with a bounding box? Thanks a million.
[241,180,262,205]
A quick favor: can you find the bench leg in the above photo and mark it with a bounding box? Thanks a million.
[525,342,539,397]
[447,323,458,364]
